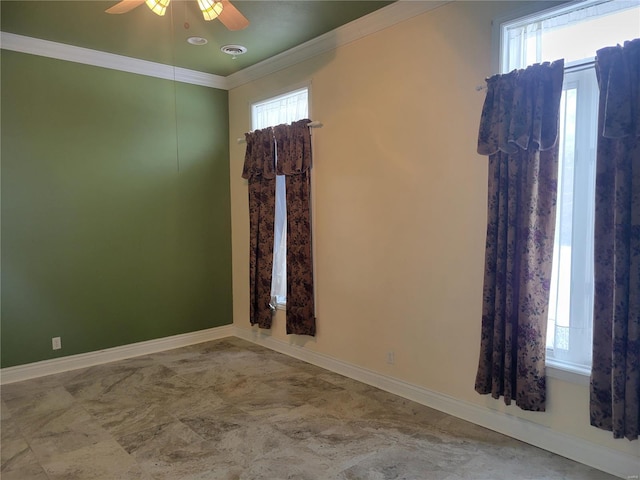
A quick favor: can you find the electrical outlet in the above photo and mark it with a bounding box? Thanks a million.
[52,337,62,350]
[386,351,395,365]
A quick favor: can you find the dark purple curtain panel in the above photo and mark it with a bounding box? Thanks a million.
[242,128,276,329]
[475,60,564,411]
[591,38,640,441]
[274,119,316,336]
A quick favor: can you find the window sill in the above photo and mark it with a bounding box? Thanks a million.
[545,359,590,386]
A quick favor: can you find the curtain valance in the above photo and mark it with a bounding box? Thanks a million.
[241,119,312,180]
[478,59,564,156]
[242,128,276,180]
[597,38,640,139]
[274,119,312,176]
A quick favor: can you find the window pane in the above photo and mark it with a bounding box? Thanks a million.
[545,68,598,367]
[252,88,309,130]
[271,174,287,305]
[504,0,640,71]
[548,87,577,351]
[541,5,640,64]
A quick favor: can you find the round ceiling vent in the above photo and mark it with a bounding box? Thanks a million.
[220,44,247,58]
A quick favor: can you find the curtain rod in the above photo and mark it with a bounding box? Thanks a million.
[236,121,323,144]
[476,58,596,91]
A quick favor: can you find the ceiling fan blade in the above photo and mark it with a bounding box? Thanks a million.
[218,0,249,30]
[105,0,146,14]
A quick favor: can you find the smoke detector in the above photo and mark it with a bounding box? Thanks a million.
[220,44,247,59]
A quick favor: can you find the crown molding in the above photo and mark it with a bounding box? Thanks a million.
[225,0,449,89]
[0,32,228,89]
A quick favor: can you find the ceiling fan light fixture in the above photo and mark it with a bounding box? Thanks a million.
[145,0,170,16]
[197,0,223,21]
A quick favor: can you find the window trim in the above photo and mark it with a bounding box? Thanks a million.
[546,360,590,386]
[490,1,568,74]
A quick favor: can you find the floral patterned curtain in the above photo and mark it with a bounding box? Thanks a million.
[590,38,640,441]
[274,119,316,336]
[242,128,277,329]
[475,60,564,411]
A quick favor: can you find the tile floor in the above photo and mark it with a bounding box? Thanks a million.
[1,337,615,479]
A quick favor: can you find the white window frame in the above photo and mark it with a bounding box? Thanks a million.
[250,86,310,310]
[546,65,598,377]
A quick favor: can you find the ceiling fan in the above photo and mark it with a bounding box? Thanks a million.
[106,0,249,30]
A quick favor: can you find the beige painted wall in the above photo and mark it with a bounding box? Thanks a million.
[229,1,638,460]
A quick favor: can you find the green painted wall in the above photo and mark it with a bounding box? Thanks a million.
[1,51,233,368]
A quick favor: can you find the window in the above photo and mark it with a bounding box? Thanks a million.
[251,87,309,308]
[501,0,640,371]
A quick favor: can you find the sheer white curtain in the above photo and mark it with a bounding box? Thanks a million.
[251,88,309,306]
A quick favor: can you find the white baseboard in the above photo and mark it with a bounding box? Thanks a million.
[0,325,235,385]
[234,327,638,480]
